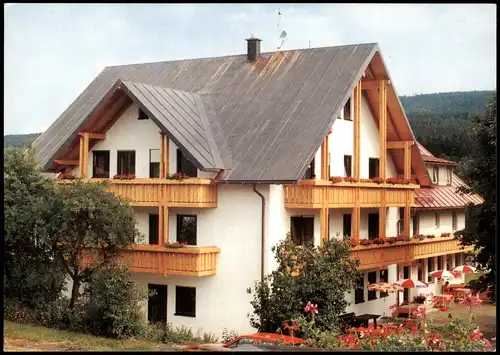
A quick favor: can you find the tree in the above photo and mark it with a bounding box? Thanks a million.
[45,180,141,308]
[455,91,496,295]
[247,234,360,333]
[4,148,66,308]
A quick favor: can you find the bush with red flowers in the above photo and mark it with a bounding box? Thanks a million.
[165,172,189,180]
[412,234,426,241]
[348,238,359,247]
[164,241,187,248]
[396,235,411,242]
[386,177,411,185]
[359,178,373,183]
[372,177,385,184]
[58,172,78,180]
[360,239,374,247]
[330,176,343,183]
[343,176,357,183]
[113,173,135,180]
[373,237,386,245]
[385,236,398,244]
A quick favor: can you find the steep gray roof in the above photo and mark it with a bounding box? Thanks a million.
[33,43,378,182]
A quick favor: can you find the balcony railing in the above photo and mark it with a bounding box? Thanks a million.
[58,178,218,208]
[350,236,473,270]
[82,245,221,277]
[285,180,418,209]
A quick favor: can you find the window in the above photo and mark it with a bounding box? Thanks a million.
[379,269,388,298]
[291,217,314,246]
[368,213,379,240]
[177,215,197,245]
[177,149,198,177]
[435,212,440,228]
[149,214,159,245]
[446,167,452,185]
[304,158,315,179]
[343,97,352,121]
[417,262,423,281]
[150,149,160,178]
[452,211,457,231]
[437,256,442,270]
[138,108,149,120]
[227,338,254,348]
[344,155,352,177]
[367,272,377,301]
[175,286,196,317]
[328,153,331,179]
[148,284,167,323]
[427,258,434,282]
[355,276,364,304]
[455,253,461,267]
[398,207,405,235]
[343,214,352,238]
[117,151,135,175]
[432,166,439,184]
[368,158,380,179]
[413,212,420,235]
[92,150,110,178]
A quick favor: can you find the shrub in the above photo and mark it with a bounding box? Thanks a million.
[247,234,360,333]
[4,298,39,324]
[373,237,386,245]
[221,328,239,344]
[360,239,374,246]
[146,323,200,344]
[199,331,219,343]
[84,264,148,339]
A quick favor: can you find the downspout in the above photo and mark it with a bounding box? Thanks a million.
[252,184,265,282]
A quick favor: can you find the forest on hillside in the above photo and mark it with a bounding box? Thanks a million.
[4,91,495,171]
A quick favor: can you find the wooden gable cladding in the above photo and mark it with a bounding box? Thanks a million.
[361,52,431,187]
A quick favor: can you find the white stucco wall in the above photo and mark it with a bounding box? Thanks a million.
[416,210,465,236]
[70,103,214,179]
[327,94,398,179]
[131,184,264,336]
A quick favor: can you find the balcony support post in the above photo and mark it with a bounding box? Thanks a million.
[352,188,360,241]
[404,190,411,238]
[404,141,412,180]
[353,81,361,180]
[158,185,169,245]
[320,207,329,245]
[160,133,170,179]
[379,80,387,180]
[79,132,89,178]
[378,193,386,238]
[320,136,329,180]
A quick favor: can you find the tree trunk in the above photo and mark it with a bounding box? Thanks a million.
[69,275,80,309]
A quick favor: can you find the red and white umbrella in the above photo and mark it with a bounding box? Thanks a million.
[452,265,476,274]
[428,270,460,279]
[393,279,429,288]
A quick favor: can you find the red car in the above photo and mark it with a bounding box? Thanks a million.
[223,333,308,349]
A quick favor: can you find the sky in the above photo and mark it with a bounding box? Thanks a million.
[4,3,497,135]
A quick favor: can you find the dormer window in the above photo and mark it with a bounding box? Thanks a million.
[431,166,439,184]
[446,167,452,186]
[138,108,149,120]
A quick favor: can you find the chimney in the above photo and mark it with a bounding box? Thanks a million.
[245,35,262,62]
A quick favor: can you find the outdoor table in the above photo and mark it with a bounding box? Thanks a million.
[354,314,381,328]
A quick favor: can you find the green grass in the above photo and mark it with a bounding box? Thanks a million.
[4,321,179,351]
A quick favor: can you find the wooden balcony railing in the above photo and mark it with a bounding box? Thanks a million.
[350,236,473,270]
[285,180,418,209]
[58,178,218,208]
[82,245,221,277]
[123,245,220,277]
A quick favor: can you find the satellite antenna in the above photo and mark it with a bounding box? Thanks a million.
[277,8,287,50]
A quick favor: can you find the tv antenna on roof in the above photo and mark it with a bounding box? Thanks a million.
[277,8,287,50]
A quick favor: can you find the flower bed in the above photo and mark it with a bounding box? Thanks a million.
[165,172,189,180]
[164,241,187,249]
[113,174,135,180]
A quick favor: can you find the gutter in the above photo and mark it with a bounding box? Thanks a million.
[252,184,265,282]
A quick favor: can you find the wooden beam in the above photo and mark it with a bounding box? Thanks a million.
[320,207,329,246]
[78,135,84,178]
[79,132,106,140]
[320,136,329,180]
[165,134,170,175]
[361,79,390,91]
[387,141,414,149]
[352,202,360,242]
[353,81,361,180]
[404,141,412,180]
[404,190,411,237]
[82,132,89,178]
[55,159,79,166]
[160,133,165,179]
[379,80,387,180]
[379,191,386,238]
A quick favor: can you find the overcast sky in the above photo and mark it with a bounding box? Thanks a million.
[4,3,496,135]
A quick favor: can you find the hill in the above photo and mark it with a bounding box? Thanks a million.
[4,133,40,150]
[400,91,493,115]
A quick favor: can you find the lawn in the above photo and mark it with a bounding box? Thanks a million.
[3,321,180,352]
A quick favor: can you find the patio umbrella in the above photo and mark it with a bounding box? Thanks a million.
[428,270,460,279]
[394,279,429,288]
[452,265,476,274]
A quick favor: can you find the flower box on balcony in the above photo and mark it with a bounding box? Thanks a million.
[113,173,136,180]
[58,173,78,180]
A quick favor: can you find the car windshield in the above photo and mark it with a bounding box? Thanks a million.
[227,337,254,348]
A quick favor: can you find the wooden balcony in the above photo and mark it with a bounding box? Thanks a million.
[122,245,220,277]
[81,245,221,277]
[58,178,217,208]
[350,236,473,270]
[285,180,418,209]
